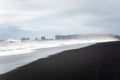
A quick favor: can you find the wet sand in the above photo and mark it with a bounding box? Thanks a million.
[0,41,120,80]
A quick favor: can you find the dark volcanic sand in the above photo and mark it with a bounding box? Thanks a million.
[0,41,120,80]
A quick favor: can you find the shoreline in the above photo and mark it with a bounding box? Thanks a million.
[0,41,120,80]
[0,43,92,74]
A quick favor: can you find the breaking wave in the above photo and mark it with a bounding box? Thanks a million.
[0,38,119,56]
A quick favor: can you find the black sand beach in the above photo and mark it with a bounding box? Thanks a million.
[0,41,120,80]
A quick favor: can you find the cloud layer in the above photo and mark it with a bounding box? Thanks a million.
[0,0,120,39]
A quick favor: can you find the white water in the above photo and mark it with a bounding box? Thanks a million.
[0,38,119,56]
[0,43,93,74]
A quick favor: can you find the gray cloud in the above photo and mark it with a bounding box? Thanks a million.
[0,0,120,39]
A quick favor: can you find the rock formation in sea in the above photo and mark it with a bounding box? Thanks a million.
[55,34,120,40]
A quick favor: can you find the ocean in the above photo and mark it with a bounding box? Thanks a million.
[0,38,119,74]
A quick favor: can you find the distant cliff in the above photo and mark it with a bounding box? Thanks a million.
[55,34,120,40]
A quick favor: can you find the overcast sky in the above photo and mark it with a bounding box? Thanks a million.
[0,0,120,39]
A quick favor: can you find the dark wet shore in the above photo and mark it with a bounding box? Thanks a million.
[0,41,120,80]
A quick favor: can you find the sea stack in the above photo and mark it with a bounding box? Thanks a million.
[55,34,120,40]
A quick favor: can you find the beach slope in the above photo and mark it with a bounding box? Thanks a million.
[0,41,120,80]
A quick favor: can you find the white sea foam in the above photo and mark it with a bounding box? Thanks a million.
[0,38,119,56]
[0,38,119,74]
